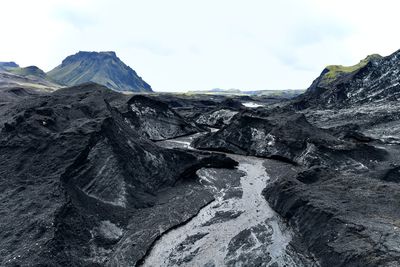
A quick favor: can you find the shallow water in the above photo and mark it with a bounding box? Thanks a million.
[242,102,264,108]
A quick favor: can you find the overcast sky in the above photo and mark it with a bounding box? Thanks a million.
[1,0,400,92]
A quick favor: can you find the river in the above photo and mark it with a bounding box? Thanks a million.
[140,134,318,267]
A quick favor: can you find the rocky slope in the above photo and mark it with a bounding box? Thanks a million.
[0,83,236,266]
[48,51,152,92]
[295,50,400,108]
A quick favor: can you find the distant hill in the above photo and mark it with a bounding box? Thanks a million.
[47,51,152,92]
[7,65,48,79]
[0,63,61,92]
[242,89,305,97]
[0,62,19,69]
[188,88,304,98]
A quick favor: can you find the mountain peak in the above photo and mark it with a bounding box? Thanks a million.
[49,51,152,92]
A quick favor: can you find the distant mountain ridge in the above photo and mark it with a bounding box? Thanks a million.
[0,63,61,92]
[0,62,19,69]
[47,51,152,92]
[189,88,304,98]
[7,66,48,79]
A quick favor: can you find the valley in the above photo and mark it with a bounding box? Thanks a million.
[1,48,400,267]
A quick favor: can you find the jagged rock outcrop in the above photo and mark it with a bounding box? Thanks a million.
[193,99,243,128]
[122,95,201,140]
[48,51,152,92]
[0,84,236,266]
[195,109,239,128]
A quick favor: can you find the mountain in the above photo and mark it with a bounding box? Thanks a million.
[296,51,400,108]
[47,51,152,92]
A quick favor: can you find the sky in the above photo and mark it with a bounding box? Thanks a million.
[1,0,400,92]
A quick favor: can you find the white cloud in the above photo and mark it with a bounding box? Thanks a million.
[1,0,400,91]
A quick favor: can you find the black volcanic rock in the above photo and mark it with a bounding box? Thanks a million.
[48,51,152,92]
[122,95,202,140]
[0,84,237,266]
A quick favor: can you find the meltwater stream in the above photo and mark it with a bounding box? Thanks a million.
[142,134,317,267]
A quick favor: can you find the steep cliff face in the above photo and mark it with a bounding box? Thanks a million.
[48,51,152,92]
[296,51,400,108]
[0,84,236,266]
